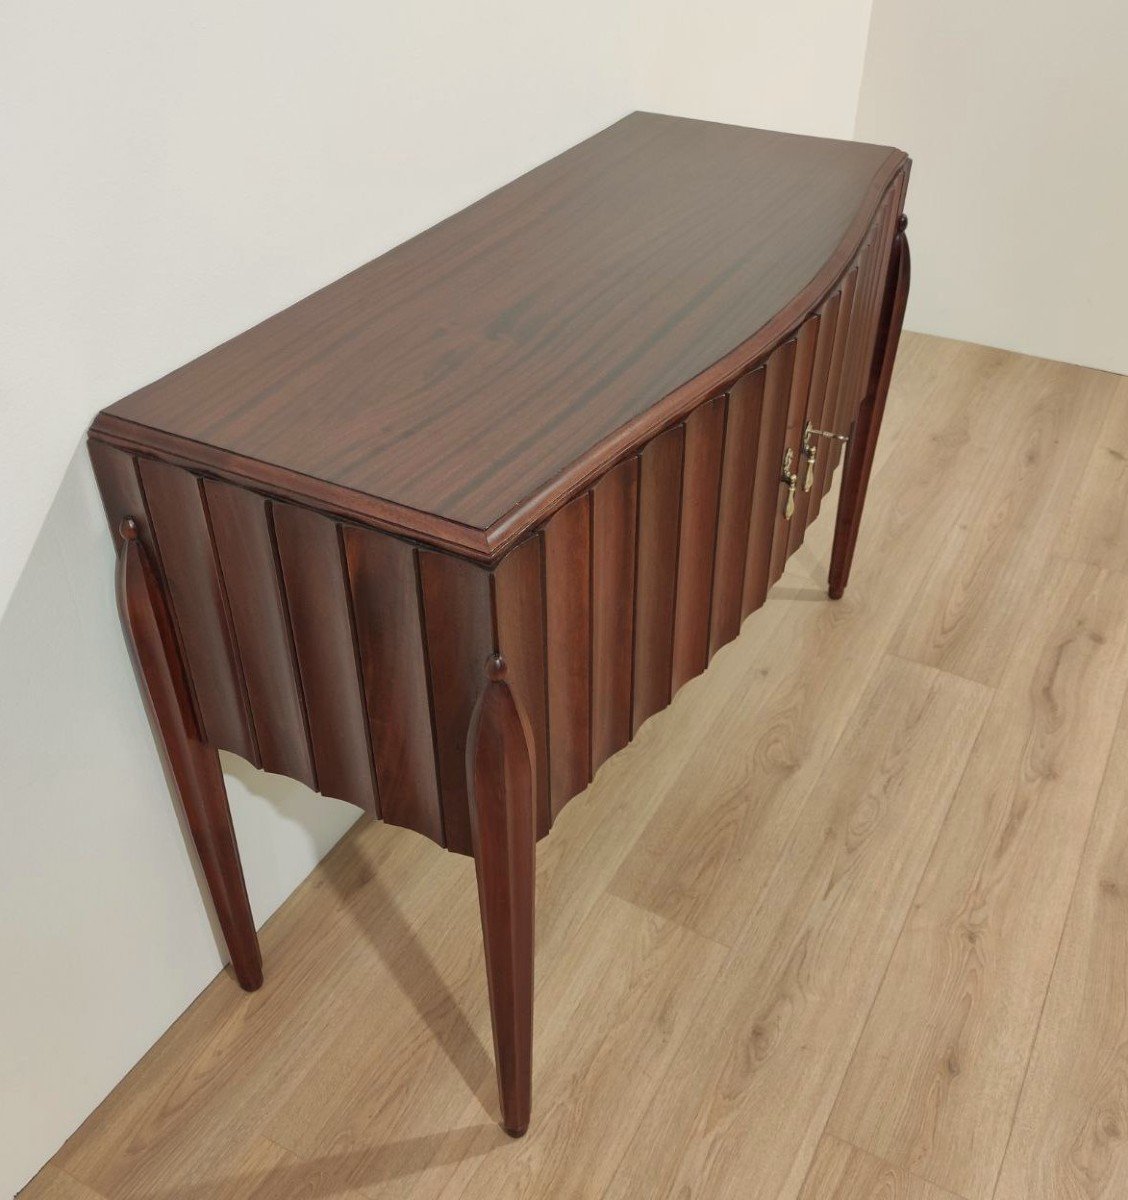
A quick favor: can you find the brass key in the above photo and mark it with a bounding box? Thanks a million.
[802,422,850,492]
[781,448,798,519]
[802,422,817,492]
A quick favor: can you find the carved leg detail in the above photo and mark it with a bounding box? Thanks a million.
[829,213,912,600]
[467,653,536,1137]
[116,518,263,991]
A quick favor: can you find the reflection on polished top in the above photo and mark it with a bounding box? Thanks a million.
[93,112,907,560]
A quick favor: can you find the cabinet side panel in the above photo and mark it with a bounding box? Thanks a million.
[272,502,378,813]
[344,527,444,845]
[632,423,686,734]
[203,479,318,789]
[809,267,859,519]
[788,291,841,555]
[741,341,796,617]
[88,440,202,735]
[591,455,639,773]
[418,549,493,855]
[137,457,258,763]
[710,366,765,653]
[493,533,552,836]
[769,316,821,587]
[542,495,593,817]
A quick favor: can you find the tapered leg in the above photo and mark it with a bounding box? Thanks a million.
[115,517,263,991]
[467,653,536,1137]
[829,214,912,600]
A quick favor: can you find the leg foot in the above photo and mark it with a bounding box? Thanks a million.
[116,517,263,991]
[467,653,536,1137]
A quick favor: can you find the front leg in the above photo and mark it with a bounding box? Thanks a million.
[115,517,263,991]
[467,653,536,1137]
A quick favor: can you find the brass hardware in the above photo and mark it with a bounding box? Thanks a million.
[801,422,850,493]
[781,448,798,519]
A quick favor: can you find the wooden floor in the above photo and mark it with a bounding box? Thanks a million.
[26,334,1128,1200]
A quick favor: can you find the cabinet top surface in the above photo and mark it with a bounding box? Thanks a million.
[93,112,906,559]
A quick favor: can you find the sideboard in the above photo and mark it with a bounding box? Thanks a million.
[88,112,910,1136]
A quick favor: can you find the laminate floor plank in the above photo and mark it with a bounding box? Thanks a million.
[30,337,1128,1200]
[828,561,1128,1200]
[1055,375,1128,573]
[892,355,1117,687]
[993,689,1128,1200]
[797,1135,965,1200]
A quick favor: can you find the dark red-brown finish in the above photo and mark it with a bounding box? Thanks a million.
[467,654,536,1137]
[344,529,444,844]
[272,503,378,815]
[203,480,318,789]
[114,516,262,991]
[92,113,907,563]
[543,496,593,815]
[492,535,552,838]
[87,116,910,1136]
[590,456,640,773]
[632,424,687,734]
[710,366,766,652]
[830,213,912,600]
[672,395,727,693]
[417,550,494,855]
[137,458,258,765]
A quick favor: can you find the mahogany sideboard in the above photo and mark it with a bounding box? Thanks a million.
[88,112,910,1137]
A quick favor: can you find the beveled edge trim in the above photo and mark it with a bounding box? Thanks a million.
[89,152,910,566]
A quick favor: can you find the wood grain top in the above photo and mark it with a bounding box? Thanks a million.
[91,112,907,560]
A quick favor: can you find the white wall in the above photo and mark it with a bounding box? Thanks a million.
[0,2,641,1193]
[855,0,1128,374]
[8,0,1125,1192]
[642,0,876,139]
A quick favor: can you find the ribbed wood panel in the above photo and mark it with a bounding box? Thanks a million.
[788,293,841,555]
[417,549,493,855]
[137,458,258,764]
[88,183,906,854]
[344,527,443,844]
[204,480,317,789]
[272,502,378,814]
[632,424,687,734]
[710,366,766,653]
[591,456,640,773]
[493,533,552,837]
[742,340,796,617]
[769,318,821,587]
[543,495,593,816]
[672,394,727,693]
[809,268,858,521]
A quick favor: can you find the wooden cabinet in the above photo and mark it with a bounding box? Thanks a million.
[88,112,911,1135]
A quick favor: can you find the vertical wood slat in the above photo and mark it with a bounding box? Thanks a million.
[542,495,593,817]
[831,236,879,473]
[710,367,766,653]
[493,533,552,837]
[788,292,841,555]
[204,480,317,789]
[769,316,821,586]
[344,527,443,844]
[88,441,204,739]
[137,457,258,764]
[741,342,797,618]
[810,268,859,518]
[591,455,640,773]
[632,423,686,734]
[272,502,378,814]
[672,394,727,693]
[418,549,493,854]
